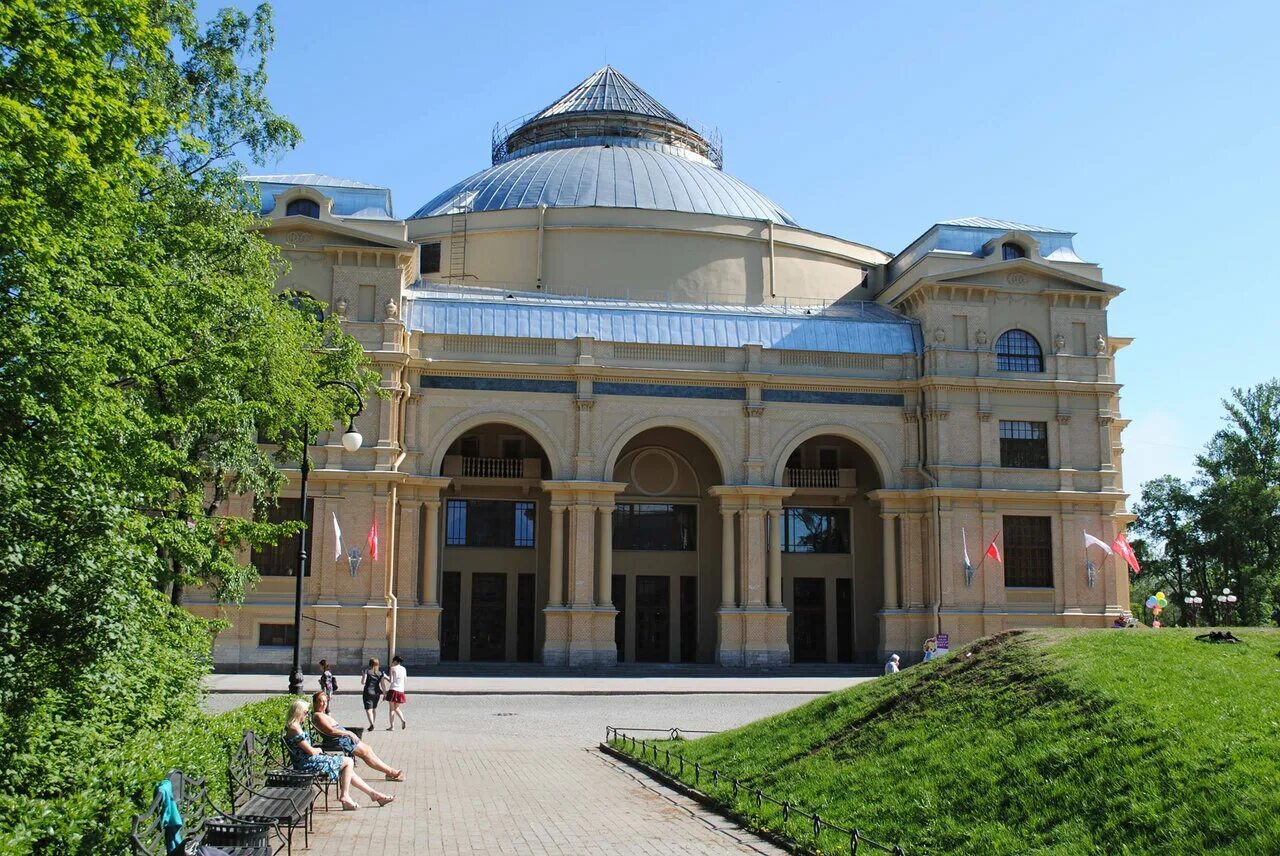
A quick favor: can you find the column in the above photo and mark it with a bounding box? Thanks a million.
[720,509,736,607]
[422,500,440,604]
[882,514,898,609]
[767,509,783,607]
[742,508,767,607]
[597,506,614,606]
[548,505,564,606]
[567,503,595,607]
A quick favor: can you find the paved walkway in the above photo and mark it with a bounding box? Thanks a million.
[213,693,827,854]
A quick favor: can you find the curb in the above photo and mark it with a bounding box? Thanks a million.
[204,688,837,696]
[599,742,809,856]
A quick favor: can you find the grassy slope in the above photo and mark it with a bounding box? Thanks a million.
[625,629,1280,855]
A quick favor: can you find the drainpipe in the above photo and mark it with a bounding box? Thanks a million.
[767,219,776,298]
[535,203,548,289]
[385,380,411,660]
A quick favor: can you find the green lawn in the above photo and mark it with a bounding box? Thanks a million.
[613,629,1280,855]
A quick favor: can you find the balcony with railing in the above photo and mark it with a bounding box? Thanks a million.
[442,455,542,479]
[784,468,858,490]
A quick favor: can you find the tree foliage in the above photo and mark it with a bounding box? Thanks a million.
[1132,381,1280,625]
[0,2,372,848]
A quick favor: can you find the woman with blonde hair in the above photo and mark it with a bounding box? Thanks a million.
[311,691,405,781]
[284,699,395,810]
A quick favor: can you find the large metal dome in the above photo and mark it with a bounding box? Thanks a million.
[411,67,796,225]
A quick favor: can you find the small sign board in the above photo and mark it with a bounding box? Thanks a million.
[935,633,950,654]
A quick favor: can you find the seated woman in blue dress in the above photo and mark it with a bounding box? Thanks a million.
[285,699,395,811]
[310,691,405,781]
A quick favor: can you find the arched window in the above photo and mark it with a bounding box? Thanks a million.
[995,329,1043,372]
[285,198,320,218]
[1002,242,1026,260]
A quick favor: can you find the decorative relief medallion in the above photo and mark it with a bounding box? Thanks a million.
[974,329,989,346]
[631,448,679,496]
[286,230,311,246]
[933,326,946,344]
[1053,333,1066,354]
[333,297,348,318]
[1007,272,1028,286]
[384,298,399,320]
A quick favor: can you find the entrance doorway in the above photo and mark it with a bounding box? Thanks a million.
[793,577,826,662]
[469,573,507,661]
[635,575,670,662]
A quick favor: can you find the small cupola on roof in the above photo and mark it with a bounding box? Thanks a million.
[492,65,721,167]
[412,67,796,224]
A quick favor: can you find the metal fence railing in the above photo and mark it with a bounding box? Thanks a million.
[603,726,904,856]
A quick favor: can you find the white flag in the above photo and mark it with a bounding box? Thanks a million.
[333,512,344,561]
[1084,531,1113,556]
[962,528,974,572]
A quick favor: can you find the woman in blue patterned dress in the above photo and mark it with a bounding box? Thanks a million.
[285,699,395,810]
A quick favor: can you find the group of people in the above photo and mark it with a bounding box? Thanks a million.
[283,654,411,811]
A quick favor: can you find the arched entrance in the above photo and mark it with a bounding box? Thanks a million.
[608,427,725,664]
[435,423,552,663]
[775,433,885,664]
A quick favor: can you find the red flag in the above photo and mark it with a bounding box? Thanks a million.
[985,531,1002,564]
[367,518,379,561]
[1111,533,1140,574]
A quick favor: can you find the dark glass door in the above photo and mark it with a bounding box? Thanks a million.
[441,572,461,661]
[793,577,826,663]
[836,578,853,663]
[612,574,626,663]
[635,575,670,662]
[679,576,697,663]
[470,573,507,661]
[517,574,535,662]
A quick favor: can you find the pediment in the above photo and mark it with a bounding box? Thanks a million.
[929,259,1120,296]
[257,215,413,251]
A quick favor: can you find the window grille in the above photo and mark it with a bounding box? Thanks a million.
[783,507,850,554]
[1004,516,1053,587]
[445,499,536,548]
[612,503,697,551]
[1000,420,1049,468]
[996,329,1044,372]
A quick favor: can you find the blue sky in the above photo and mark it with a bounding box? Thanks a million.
[235,0,1280,499]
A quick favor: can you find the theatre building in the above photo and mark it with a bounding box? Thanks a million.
[190,67,1133,670]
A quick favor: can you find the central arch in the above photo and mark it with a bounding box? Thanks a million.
[599,414,733,485]
[607,426,726,664]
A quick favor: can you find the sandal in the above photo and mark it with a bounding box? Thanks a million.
[375,794,396,807]
[385,770,405,782]
[341,799,361,812]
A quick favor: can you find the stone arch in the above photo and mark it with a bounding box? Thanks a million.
[425,409,567,478]
[768,423,895,488]
[600,414,733,484]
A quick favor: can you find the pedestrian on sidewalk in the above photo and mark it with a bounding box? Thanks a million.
[884,654,900,675]
[318,658,338,709]
[361,657,387,729]
[385,655,408,730]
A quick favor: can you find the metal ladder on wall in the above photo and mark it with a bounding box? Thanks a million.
[448,213,467,282]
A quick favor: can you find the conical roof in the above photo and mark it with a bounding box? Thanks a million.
[529,65,686,125]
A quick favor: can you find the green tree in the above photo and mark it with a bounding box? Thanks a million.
[0,2,372,848]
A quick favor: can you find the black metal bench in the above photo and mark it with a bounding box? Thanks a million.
[131,769,279,856]
[315,722,364,756]
[228,732,317,856]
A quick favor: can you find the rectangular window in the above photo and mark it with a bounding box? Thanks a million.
[500,437,524,460]
[258,623,296,647]
[459,436,481,458]
[420,242,442,274]
[783,507,850,553]
[613,503,697,551]
[445,499,536,548]
[999,420,1049,468]
[817,446,840,470]
[251,498,313,576]
[1004,516,1053,587]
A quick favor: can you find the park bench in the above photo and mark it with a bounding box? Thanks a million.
[228,732,316,856]
[313,720,364,756]
[131,769,280,856]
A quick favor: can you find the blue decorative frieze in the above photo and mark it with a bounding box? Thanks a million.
[419,375,576,394]
[593,382,747,400]
[762,389,904,407]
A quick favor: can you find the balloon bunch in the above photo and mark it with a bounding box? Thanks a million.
[1145,591,1169,627]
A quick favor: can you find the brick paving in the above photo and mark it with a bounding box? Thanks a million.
[222,693,816,855]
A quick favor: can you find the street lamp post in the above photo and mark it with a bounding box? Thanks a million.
[288,380,365,696]
[1214,588,1239,626]
[1182,591,1204,626]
